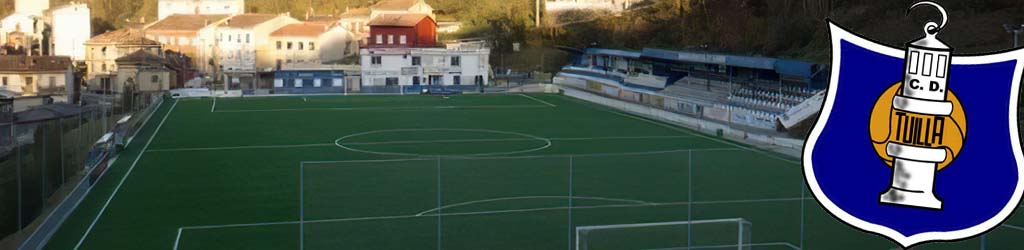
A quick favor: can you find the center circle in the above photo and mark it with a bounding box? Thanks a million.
[334,128,552,157]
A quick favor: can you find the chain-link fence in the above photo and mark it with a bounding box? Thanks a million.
[0,91,165,249]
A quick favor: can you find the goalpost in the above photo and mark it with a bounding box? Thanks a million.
[575,218,752,250]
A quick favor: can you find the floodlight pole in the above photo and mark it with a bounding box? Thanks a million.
[1003,24,1024,48]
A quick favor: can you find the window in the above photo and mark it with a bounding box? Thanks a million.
[298,42,304,50]
[246,34,250,43]
[399,35,407,44]
[387,35,394,44]
[412,56,421,66]
[152,75,160,83]
[376,34,382,44]
[371,56,382,65]
[1,77,6,86]
[453,75,461,85]
[385,77,399,86]
[451,56,460,66]
[25,77,33,86]
[48,76,55,88]
[277,41,282,50]
[228,35,232,42]
[287,42,293,50]
[309,42,315,51]
[101,64,107,72]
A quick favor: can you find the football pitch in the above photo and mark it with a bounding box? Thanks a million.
[43,93,1024,249]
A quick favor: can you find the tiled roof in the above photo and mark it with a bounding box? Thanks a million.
[271,23,330,37]
[86,29,161,46]
[305,15,340,24]
[368,14,432,27]
[115,50,168,65]
[0,56,71,72]
[220,14,279,28]
[339,8,370,19]
[146,14,230,32]
[372,0,420,11]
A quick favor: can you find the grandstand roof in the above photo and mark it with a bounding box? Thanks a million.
[580,48,814,78]
[639,48,816,77]
[585,48,641,59]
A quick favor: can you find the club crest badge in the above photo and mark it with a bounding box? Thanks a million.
[804,1,1024,247]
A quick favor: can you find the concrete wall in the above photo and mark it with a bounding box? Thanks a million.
[560,86,803,157]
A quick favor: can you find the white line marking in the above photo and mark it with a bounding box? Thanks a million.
[414,196,650,216]
[642,242,801,250]
[173,227,183,250]
[342,135,696,146]
[146,135,697,153]
[148,143,335,153]
[74,100,178,250]
[179,197,814,231]
[1001,224,1024,231]
[518,94,557,107]
[214,105,551,113]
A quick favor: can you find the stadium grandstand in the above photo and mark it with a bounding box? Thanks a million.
[554,47,828,135]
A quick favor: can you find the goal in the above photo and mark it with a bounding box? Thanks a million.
[575,218,752,250]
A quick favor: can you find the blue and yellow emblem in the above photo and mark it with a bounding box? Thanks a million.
[804,1,1024,247]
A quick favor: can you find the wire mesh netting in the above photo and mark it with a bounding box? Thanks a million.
[0,92,165,245]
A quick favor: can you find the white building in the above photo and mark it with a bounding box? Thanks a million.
[0,13,44,48]
[370,0,435,21]
[47,3,92,61]
[360,41,490,87]
[545,0,635,12]
[215,14,297,90]
[269,22,358,67]
[216,14,298,73]
[158,0,245,20]
[15,0,49,16]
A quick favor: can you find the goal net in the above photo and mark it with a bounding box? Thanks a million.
[575,218,752,250]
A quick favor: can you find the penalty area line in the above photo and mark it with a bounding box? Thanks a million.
[178,196,814,231]
[213,105,552,113]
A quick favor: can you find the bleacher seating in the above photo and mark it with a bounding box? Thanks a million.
[658,75,819,122]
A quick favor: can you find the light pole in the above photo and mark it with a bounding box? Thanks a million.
[1003,24,1024,48]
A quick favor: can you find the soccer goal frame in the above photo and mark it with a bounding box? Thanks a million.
[574,218,752,250]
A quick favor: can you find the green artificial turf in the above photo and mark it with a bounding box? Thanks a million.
[43,94,1023,250]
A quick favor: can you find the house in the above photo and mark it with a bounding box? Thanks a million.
[0,13,45,53]
[269,22,359,67]
[369,0,435,21]
[113,51,177,93]
[365,14,436,48]
[338,8,371,44]
[84,28,163,92]
[0,56,72,96]
[216,13,298,90]
[158,0,245,20]
[360,14,489,88]
[545,0,635,13]
[46,3,91,61]
[144,14,230,76]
